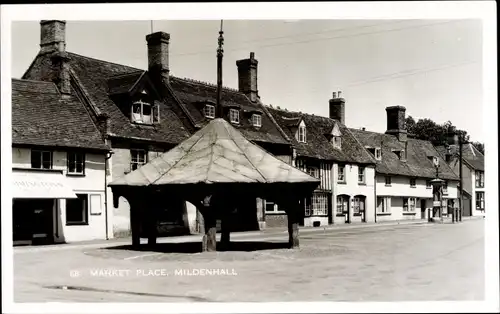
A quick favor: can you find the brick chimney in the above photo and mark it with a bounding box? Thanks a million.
[329,91,345,125]
[40,20,71,96]
[40,20,66,54]
[146,32,170,85]
[385,105,407,142]
[236,52,258,102]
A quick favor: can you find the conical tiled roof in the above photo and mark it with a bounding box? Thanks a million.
[109,118,319,186]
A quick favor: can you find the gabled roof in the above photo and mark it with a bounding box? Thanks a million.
[12,79,109,151]
[22,52,191,145]
[267,107,375,165]
[168,77,289,145]
[436,144,484,171]
[22,52,289,147]
[350,129,459,180]
[109,118,319,186]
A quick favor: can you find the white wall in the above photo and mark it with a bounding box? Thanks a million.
[332,164,376,224]
[374,174,458,221]
[12,147,108,242]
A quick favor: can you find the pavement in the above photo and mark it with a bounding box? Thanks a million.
[12,217,485,302]
[13,216,482,253]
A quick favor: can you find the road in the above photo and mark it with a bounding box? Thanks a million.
[13,219,484,302]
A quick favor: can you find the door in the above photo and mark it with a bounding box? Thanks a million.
[31,199,55,244]
[420,199,427,219]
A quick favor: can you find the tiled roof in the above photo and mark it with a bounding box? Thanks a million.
[267,107,375,165]
[107,71,145,95]
[436,144,484,171]
[22,52,288,146]
[110,118,319,186]
[168,77,289,145]
[350,129,459,180]
[12,79,109,151]
[22,52,191,145]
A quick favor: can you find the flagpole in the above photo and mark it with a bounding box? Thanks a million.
[216,20,224,119]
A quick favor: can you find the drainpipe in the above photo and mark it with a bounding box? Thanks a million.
[104,151,114,240]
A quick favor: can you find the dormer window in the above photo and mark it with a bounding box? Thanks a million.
[252,114,262,127]
[204,105,215,119]
[131,99,159,125]
[229,109,240,124]
[332,136,342,149]
[298,125,306,143]
[394,149,405,161]
[367,147,382,160]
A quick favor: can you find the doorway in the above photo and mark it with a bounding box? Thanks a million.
[420,199,426,219]
[13,199,54,245]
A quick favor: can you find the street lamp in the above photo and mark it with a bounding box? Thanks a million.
[447,130,470,223]
[430,157,444,223]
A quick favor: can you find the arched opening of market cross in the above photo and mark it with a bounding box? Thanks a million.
[109,118,319,252]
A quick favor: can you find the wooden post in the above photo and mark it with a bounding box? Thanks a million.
[146,205,158,247]
[220,204,231,249]
[129,196,141,249]
[203,210,217,252]
[287,198,300,249]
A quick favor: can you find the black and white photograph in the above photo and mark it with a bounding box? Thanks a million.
[1,2,498,313]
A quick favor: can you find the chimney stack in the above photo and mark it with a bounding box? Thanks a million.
[385,105,407,142]
[146,32,170,85]
[329,91,345,125]
[40,20,66,54]
[236,52,258,102]
[40,20,71,96]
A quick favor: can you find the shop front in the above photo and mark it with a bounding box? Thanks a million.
[12,168,77,246]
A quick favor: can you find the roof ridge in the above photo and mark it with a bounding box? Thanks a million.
[67,51,143,72]
[171,76,240,93]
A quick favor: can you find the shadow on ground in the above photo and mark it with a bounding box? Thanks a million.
[105,241,290,254]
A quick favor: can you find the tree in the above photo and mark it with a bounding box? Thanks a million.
[405,117,473,147]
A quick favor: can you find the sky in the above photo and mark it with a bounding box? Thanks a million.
[11,19,483,141]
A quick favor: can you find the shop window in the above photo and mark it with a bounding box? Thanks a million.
[336,195,349,214]
[353,195,366,214]
[377,197,391,213]
[66,194,89,225]
[403,197,417,212]
[305,193,328,216]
